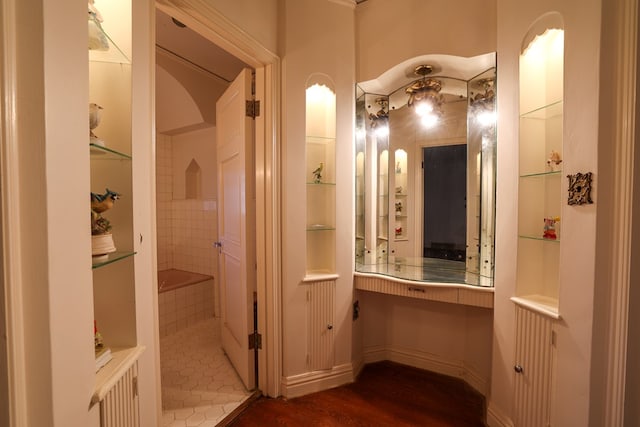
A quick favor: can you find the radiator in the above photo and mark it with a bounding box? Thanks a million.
[306,280,335,371]
[514,305,555,427]
[100,362,140,427]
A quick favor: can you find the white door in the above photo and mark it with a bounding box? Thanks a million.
[216,68,256,390]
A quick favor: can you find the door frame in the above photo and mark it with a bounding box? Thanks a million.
[155,0,282,398]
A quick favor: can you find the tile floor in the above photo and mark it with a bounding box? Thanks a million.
[161,317,253,427]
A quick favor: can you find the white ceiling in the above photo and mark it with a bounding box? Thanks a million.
[155,9,248,84]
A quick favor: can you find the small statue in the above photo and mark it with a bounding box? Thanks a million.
[312,162,324,183]
[91,189,120,235]
[547,150,562,171]
[395,201,403,213]
[91,188,120,213]
[89,102,105,146]
[543,217,560,240]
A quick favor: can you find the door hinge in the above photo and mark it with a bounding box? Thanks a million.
[246,100,260,118]
[248,331,262,350]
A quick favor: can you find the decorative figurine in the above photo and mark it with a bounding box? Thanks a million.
[543,216,560,240]
[91,188,120,214]
[395,226,402,237]
[547,150,562,171]
[312,162,324,183]
[88,0,110,51]
[89,102,105,146]
[396,161,402,174]
[91,188,120,257]
[395,201,403,213]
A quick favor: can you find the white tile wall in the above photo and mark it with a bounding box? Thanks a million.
[158,280,215,338]
[156,134,218,277]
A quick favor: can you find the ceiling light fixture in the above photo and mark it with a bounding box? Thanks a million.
[406,65,444,128]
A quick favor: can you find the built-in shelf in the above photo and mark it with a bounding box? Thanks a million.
[302,273,339,283]
[89,18,131,64]
[520,99,563,120]
[306,225,335,232]
[306,83,336,276]
[92,345,144,404]
[92,251,136,269]
[518,235,560,243]
[90,143,132,160]
[519,170,562,179]
[510,295,560,319]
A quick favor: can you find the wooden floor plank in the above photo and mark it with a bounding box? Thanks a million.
[230,361,485,426]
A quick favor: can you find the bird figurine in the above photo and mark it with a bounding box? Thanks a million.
[312,162,324,183]
[91,188,120,214]
[89,103,104,144]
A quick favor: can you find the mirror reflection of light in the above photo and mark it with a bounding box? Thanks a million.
[356,127,366,140]
[375,125,389,137]
[476,111,497,127]
[420,113,439,128]
[414,100,434,117]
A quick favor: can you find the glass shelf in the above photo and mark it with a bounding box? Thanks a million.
[89,17,131,64]
[90,143,132,160]
[306,181,336,186]
[520,99,563,119]
[306,135,336,144]
[307,225,335,232]
[92,251,136,269]
[519,235,560,243]
[519,170,562,179]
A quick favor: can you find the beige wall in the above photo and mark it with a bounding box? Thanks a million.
[355,0,497,83]
[492,0,601,425]
[281,0,356,384]
[202,0,278,55]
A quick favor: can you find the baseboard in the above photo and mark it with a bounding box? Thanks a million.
[281,363,354,398]
[363,345,489,397]
[486,401,514,427]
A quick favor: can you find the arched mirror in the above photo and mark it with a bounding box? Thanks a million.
[355,53,496,287]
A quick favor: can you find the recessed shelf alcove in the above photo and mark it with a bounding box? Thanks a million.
[185,158,202,199]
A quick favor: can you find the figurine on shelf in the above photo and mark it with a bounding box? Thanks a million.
[543,216,560,240]
[395,201,403,213]
[396,161,402,174]
[91,188,120,257]
[89,102,105,147]
[312,162,324,183]
[547,150,562,171]
[395,226,402,237]
[88,0,110,51]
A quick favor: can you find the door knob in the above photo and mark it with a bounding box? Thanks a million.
[213,241,223,253]
[514,364,523,374]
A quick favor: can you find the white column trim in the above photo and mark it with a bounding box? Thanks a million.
[1,0,28,424]
[604,0,638,424]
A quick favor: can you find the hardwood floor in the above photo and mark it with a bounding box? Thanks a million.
[228,361,485,426]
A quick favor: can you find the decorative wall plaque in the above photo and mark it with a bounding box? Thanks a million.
[567,172,594,205]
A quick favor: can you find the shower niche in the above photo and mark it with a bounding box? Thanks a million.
[355,54,497,287]
[185,158,202,199]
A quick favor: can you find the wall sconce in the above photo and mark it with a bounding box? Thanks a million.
[405,64,444,128]
[369,97,389,137]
